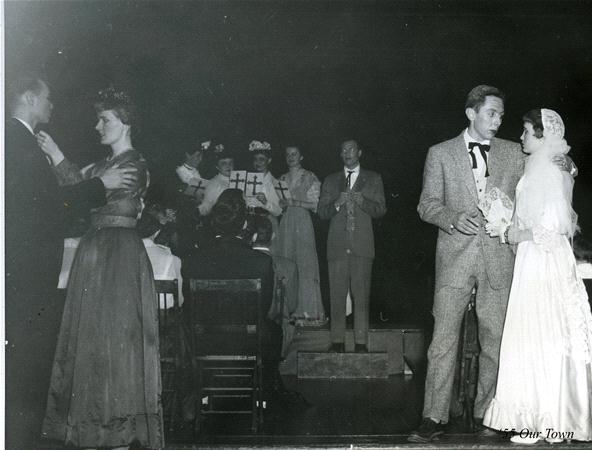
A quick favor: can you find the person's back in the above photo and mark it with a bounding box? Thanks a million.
[182,189,281,391]
[184,234,273,307]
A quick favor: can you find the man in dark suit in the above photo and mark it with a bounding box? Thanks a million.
[318,139,386,353]
[5,74,137,449]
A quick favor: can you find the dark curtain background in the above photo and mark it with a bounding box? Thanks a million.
[6,0,592,326]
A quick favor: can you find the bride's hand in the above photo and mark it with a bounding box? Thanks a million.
[507,225,533,245]
[485,222,500,237]
[36,131,64,164]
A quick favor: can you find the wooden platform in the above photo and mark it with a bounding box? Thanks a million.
[298,351,389,379]
[280,323,427,376]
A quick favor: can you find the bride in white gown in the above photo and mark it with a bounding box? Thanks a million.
[483,109,592,444]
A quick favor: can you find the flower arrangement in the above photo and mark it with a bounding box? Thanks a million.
[478,187,514,239]
[97,86,133,104]
[248,140,271,152]
[214,143,225,153]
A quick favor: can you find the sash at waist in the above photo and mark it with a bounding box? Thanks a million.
[91,214,137,228]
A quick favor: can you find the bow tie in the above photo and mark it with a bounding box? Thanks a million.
[468,142,491,177]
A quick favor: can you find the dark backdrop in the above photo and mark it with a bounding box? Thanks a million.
[6,0,592,325]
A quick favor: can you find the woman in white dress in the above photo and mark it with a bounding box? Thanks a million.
[198,146,233,216]
[483,109,592,444]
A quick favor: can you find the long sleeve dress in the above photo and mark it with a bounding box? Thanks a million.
[276,168,326,325]
[42,149,164,449]
[483,151,592,441]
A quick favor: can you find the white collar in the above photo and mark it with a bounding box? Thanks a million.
[344,165,360,175]
[463,128,491,149]
[13,117,35,135]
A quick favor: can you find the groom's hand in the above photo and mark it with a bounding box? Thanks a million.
[453,212,480,235]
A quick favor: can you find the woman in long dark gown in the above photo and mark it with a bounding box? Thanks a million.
[38,87,163,450]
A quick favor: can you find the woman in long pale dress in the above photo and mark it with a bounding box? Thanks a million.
[276,146,326,326]
[483,109,592,444]
[39,88,164,449]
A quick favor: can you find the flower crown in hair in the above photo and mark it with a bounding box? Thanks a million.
[200,141,211,151]
[214,144,225,153]
[248,140,271,152]
[97,86,133,104]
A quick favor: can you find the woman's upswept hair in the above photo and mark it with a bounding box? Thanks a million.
[94,86,137,127]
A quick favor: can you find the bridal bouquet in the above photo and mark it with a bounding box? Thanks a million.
[478,187,514,238]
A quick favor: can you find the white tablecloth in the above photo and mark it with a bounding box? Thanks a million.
[59,238,183,308]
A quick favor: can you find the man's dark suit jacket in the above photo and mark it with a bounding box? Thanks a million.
[182,236,281,361]
[318,168,387,260]
[5,118,106,294]
[4,118,106,449]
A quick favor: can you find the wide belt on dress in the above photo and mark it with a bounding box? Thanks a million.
[91,214,137,229]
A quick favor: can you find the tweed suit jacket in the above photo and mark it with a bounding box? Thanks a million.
[319,168,386,260]
[418,132,525,290]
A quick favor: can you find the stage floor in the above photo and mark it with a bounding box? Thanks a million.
[167,374,590,449]
[39,374,591,448]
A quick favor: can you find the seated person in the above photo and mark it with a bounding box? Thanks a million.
[182,189,283,393]
[137,207,183,308]
[139,201,179,250]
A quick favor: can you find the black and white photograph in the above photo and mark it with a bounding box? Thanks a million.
[3,1,592,449]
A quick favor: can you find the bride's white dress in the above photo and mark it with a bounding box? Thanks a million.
[483,152,592,441]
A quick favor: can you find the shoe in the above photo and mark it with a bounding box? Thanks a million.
[545,437,564,444]
[408,418,445,443]
[328,342,345,353]
[474,417,499,437]
[355,343,368,353]
[510,434,541,444]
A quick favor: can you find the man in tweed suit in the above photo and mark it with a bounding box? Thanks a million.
[318,139,386,353]
[409,85,525,442]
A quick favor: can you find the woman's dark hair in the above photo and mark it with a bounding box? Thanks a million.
[522,109,544,138]
[94,86,137,127]
[252,215,273,246]
[137,213,162,239]
[465,85,506,112]
[210,189,246,236]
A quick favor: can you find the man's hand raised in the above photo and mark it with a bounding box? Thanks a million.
[99,164,138,190]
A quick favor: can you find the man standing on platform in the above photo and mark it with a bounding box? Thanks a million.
[318,139,386,353]
[5,73,136,449]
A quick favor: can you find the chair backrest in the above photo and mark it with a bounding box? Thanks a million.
[155,279,179,359]
[155,279,179,293]
[188,278,262,356]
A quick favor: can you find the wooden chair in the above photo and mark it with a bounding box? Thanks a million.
[155,279,182,432]
[450,287,480,431]
[188,278,264,434]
